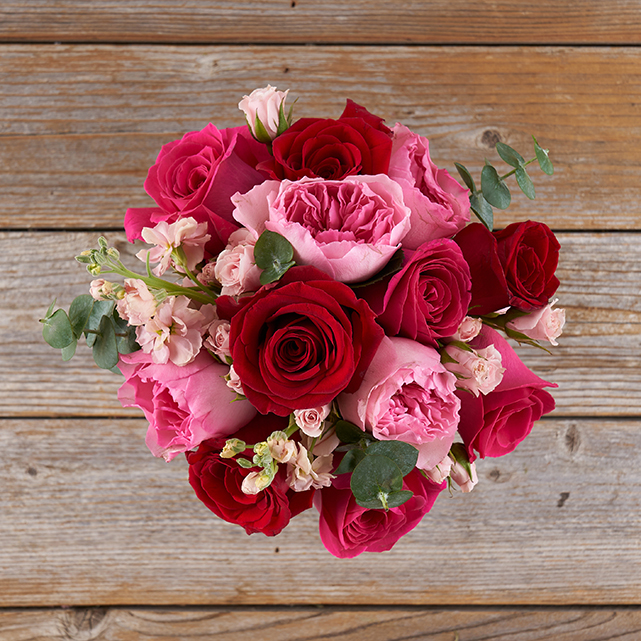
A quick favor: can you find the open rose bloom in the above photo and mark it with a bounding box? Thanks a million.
[54,87,563,558]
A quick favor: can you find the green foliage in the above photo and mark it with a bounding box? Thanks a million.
[481,164,511,210]
[253,230,296,285]
[533,136,554,175]
[41,308,75,349]
[335,420,374,444]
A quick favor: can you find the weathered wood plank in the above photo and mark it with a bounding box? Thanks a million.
[2,1,641,45]
[1,45,640,230]
[2,606,641,641]
[0,417,639,606]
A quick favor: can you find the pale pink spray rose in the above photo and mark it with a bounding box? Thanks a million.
[423,454,453,484]
[213,228,262,296]
[226,364,244,396]
[238,85,290,141]
[294,404,332,438]
[449,458,478,493]
[204,319,232,360]
[444,343,505,397]
[507,300,566,346]
[449,316,483,343]
[135,296,210,366]
[388,123,470,249]
[232,175,412,283]
[118,350,256,461]
[338,336,460,470]
[115,278,158,326]
[136,217,210,277]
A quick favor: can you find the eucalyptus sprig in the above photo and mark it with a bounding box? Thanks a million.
[455,136,554,231]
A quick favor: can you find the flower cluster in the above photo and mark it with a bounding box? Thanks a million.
[43,86,563,558]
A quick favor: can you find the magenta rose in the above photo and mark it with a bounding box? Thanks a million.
[338,336,460,471]
[124,124,269,251]
[359,238,471,345]
[388,124,470,249]
[457,326,557,460]
[186,413,314,536]
[315,470,444,558]
[117,350,256,461]
[219,266,385,416]
[262,102,393,181]
[232,175,411,283]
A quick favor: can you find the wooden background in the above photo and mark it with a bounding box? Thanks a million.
[1,2,641,639]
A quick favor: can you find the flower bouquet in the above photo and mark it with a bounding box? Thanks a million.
[42,87,564,558]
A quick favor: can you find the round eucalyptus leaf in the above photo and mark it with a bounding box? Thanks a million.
[335,420,373,444]
[366,440,418,476]
[42,309,75,349]
[481,164,511,210]
[61,338,78,361]
[68,294,94,339]
[254,230,296,285]
[454,162,476,192]
[533,136,554,175]
[496,141,525,168]
[350,454,403,503]
[515,166,536,200]
[355,490,414,510]
[92,315,119,370]
[334,448,367,475]
[470,192,494,231]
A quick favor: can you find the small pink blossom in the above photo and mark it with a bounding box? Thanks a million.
[197,261,218,286]
[204,319,232,359]
[450,316,483,342]
[444,344,505,397]
[300,426,340,458]
[214,228,262,296]
[135,296,208,366]
[450,459,478,493]
[115,278,158,326]
[241,471,272,495]
[423,455,453,484]
[286,444,335,492]
[137,217,210,276]
[89,279,117,301]
[239,85,290,141]
[294,404,332,438]
[507,300,566,346]
[226,364,244,396]
[267,435,297,464]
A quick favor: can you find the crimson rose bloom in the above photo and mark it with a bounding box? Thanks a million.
[262,102,393,181]
[359,238,471,345]
[315,470,444,558]
[457,326,556,460]
[218,266,384,416]
[186,414,314,536]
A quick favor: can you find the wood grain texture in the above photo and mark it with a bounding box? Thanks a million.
[2,1,641,45]
[1,45,640,230]
[2,231,639,418]
[3,606,641,641]
[0,417,639,607]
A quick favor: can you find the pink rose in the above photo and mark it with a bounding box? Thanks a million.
[359,238,471,345]
[124,124,270,252]
[450,459,478,493]
[338,336,460,471]
[449,316,483,342]
[443,343,505,397]
[232,175,411,283]
[213,228,262,296]
[388,124,470,249]
[457,326,557,460]
[238,85,289,141]
[507,300,565,346]
[118,350,256,461]
[315,470,444,558]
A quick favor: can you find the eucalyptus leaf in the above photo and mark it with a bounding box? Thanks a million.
[335,420,373,444]
[334,449,367,475]
[515,166,536,200]
[350,454,403,505]
[356,490,413,510]
[84,300,115,347]
[454,162,476,192]
[533,136,554,175]
[253,230,296,285]
[112,308,140,354]
[496,141,525,168]
[42,309,75,349]
[470,192,494,231]
[61,339,77,361]
[44,299,57,319]
[92,314,119,370]
[365,440,418,477]
[481,164,511,210]
[68,294,94,339]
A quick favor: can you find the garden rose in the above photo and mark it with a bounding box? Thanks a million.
[388,124,470,249]
[457,326,557,460]
[359,238,471,345]
[232,175,411,283]
[338,336,460,471]
[315,470,444,558]
[186,414,314,536]
[218,266,384,416]
[118,350,256,461]
[261,102,393,181]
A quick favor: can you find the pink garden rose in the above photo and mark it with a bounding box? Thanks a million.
[338,336,460,471]
[118,350,256,461]
[457,326,557,460]
[388,124,470,249]
[232,175,411,283]
[315,470,444,558]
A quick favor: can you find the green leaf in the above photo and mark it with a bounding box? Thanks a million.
[481,164,511,210]
[335,420,374,444]
[533,136,554,175]
[236,458,254,469]
[334,449,367,475]
[365,441,418,477]
[112,309,140,354]
[350,248,404,289]
[496,141,525,168]
[61,339,77,361]
[350,454,403,508]
[356,490,413,510]
[276,100,290,136]
[449,443,473,483]
[44,299,57,319]
[515,166,536,200]
[84,300,115,347]
[253,230,296,286]
[470,191,494,231]
[42,309,75,349]
[92,314,119,370]
[68,294,94,339]
[454,162,476,192]
[252,113,273,145]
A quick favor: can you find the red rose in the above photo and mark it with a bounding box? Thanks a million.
[262,102,393,181]
[495,220,560,311]
[222,266,384,416]
[315,470,444,558]
[457,326,556,460]
[359,238,471,345]
[186,413,314,536]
